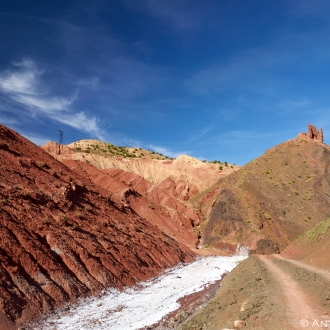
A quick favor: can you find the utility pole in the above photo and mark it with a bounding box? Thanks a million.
[58,130,64,154]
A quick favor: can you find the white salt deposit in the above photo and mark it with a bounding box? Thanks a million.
[35,248,248,330]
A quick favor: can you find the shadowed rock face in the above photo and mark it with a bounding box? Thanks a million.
[204,189,246,246]
[308,124,324,142]
[0,124,195,329]
[249,239,280,255]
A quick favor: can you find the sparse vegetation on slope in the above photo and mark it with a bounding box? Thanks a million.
[201,136,330,253]
[68,139,173,160]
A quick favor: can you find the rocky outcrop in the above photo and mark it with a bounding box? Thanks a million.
[308,124,324,142]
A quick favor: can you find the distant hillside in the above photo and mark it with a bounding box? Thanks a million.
[67,139,238,168]
[43,140,239,202]
[40,140,239,254]
[68,139,173,160]
[201,134,330,253]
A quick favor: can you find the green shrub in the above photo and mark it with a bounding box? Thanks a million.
[303,219,330,240]
[50,170,58,177]
[59,214,68,224]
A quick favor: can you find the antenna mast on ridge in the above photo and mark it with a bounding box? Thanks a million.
[58,130,64,154]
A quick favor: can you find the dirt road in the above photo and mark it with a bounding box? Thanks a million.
[179,255,330,330]
[259,255,328,329]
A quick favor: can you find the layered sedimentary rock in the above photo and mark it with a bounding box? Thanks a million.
[0,124,195,329]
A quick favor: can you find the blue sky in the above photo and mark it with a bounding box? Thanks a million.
[1,1,330,165]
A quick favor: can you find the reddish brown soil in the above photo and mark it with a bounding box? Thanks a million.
[0,124,195,329]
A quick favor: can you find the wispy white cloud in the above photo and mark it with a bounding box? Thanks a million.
[75,77,99,90]
[279,98,312,112]
[0,114,19,126]
[124,0,204,32]
[147,144,188,158]
[22,133,50,146]
[0,59,104,139]
[212,129,302,149]
[0,59,42,95]
[185,125,214,143]
[15,93,75,113]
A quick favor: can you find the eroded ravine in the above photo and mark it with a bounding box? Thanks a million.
[27,254,247,330]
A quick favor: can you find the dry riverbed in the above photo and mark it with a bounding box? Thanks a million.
[26,255,246,330]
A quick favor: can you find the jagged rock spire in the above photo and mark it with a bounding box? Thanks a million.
[308,124,324,142]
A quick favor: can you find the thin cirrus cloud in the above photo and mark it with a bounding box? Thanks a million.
[185,27,330,98]
[0,59,104,139]
[147,144,189,158]
[124,0,205,31]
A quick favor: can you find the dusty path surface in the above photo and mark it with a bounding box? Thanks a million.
[179,255,330,330]
[259,255,328,329]
[273,254,330,281]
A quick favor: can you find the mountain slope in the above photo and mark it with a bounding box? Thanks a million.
[0,125,195,329]
[202,134,330,253]
[281,217,330,269]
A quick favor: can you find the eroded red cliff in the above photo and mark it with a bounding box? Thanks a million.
[0,125,195,329]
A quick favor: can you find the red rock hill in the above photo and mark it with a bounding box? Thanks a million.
[0,125,195,329]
